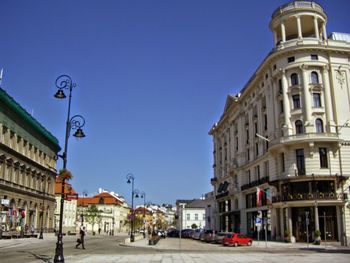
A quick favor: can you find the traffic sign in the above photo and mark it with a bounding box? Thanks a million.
[255,217,262,227]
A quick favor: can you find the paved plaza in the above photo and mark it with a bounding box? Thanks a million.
[0,233,349,263]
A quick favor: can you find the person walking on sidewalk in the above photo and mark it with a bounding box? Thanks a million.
[76,226,86,249]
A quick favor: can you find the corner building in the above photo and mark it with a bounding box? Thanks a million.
[209,1,350,245]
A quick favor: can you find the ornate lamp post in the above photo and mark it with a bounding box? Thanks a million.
[53,75,86,263]
[140,191,146,238]
[39,179,46,239]
[126,173,138,242]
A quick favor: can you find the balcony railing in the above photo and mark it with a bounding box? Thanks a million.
[241,176,269,191]
[272,191,347,203]
[272,1,324,19]
[269,132,338,148]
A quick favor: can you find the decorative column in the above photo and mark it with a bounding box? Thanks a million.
[281,70,292,135]
[287,207,293,240]
[321,66,335,131]
[313,17,319,39]
[273,31,278,46]
[296,16,302,39]
[314,202,319,231]
[280,208,285,240]
[301,65,313,129]
[322,22,327,41]
[281,22,286,43]
[272,81,280,133]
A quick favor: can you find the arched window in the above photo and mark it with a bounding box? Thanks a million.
[315,118,324,133]
[291,73,299,85]
[311,71,319,84]
[295,120,304,134]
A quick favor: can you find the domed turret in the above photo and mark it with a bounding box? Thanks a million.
[269,1,327,47]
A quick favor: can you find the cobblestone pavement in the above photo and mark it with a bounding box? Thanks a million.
[1,233,349,263]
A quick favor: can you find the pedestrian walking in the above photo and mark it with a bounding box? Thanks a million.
[31,224,35,235]
[98,227,101,235]
[76,226,86,249]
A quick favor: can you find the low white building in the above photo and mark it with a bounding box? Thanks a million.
[176,199,206,230]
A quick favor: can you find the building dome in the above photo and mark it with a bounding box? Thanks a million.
[269,1,327,47]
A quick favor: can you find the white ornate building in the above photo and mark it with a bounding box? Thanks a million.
[209,1,350,245]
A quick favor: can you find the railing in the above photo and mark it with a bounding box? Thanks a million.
[241,176,269,191]
[272,191,347,203]
[272,1,324,19]
[269,132,338,148]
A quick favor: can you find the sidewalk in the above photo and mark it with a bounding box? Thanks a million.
[123,236,349,252]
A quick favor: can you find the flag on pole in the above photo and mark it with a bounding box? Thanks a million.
[256,187,263,207]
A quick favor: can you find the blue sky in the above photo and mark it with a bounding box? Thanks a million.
[0,0,349,206]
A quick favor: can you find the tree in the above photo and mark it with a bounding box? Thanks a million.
[85,205,102,233]
[191,223,198,230]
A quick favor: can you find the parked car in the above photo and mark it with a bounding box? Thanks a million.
[167,229,179,237]
[181,229,193,238]
[191,229,204,240]
[156,230,166,238]
[201,230,217,243]
[214,232,230,244]
[222,233,253,247]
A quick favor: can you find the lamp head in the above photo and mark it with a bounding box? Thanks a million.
[127,179,131,184]
[73,128,85,138]
[54,89,66,99]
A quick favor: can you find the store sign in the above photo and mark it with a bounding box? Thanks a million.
[255,217,262,227]
[1,199,9,206]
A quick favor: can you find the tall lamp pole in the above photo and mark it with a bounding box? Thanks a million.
[53,75,86,263]
[126,173,135,242]
[39,179,46,239]
[140,191,146,238]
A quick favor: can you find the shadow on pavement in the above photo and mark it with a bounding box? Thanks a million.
[299,248,350,254]
[18,250,53,262]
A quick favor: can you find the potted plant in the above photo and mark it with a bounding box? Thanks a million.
[314,230,321,245]
[284,230,290,243]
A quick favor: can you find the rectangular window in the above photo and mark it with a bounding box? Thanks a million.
[247,170,251,184]
[235,137,238,151]
[296,149,305,175]
[255,123,258,134]
[280,100,284,113]
[255,165,260,180]
[264,115,267,130]
[292,94,301,109]
[246,130,249,144]
[186,214,190,220]
[264,161,269,177]
[311,54,318,60]
[319,148,328,168]
[313,93,321,107]
[281,153,285,172]
[195,214,198,220]
[203,214,205,220]
[288,56,295,63]
[255,142,259,157]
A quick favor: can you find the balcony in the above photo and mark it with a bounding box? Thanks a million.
[272,1,324,19]
[241,176,269,191]
[272,191,347,203]
[269,132,339,148]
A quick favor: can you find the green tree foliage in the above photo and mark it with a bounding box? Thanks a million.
[85,205,102,232]
[191,223,198,229]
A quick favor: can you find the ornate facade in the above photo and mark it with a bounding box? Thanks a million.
[209,1,350,245]
[0,88,60,235]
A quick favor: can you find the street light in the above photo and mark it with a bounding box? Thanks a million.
[140,191,146,238]
[126,173,136,242]
[53,75,86,263]
[39,179,46,239]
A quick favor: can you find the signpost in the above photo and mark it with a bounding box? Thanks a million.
[255,217,262,245]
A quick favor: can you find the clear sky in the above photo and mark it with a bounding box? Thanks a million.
[0,0,349,206]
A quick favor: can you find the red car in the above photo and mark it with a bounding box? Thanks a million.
[222,233,253,247]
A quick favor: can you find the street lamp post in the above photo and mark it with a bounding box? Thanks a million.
[140,191,146,238]
[39,180,46,239]
[53,75,86,263]
[126,173,136,242]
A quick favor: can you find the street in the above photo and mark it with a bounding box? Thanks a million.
[0,234,349,263]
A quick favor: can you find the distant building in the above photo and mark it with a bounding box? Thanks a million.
[203,191,216,230]
[54,178,78,234]
[209,1,350,244]
[176,199,206,230]
[0,87,60,235]
[77,189,129,234]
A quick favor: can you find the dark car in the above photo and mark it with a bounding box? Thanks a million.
[167,229,179,237]
[201,230,217,243]
[222,233,252,247]
[214,232,230,244]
